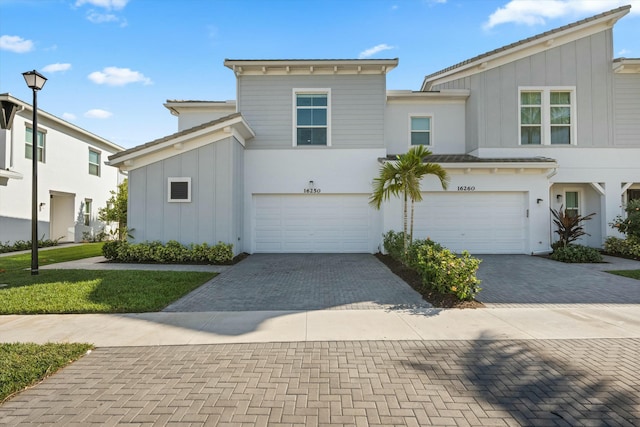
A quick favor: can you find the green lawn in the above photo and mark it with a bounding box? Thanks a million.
[608,270,640,280]
[0,342,93,403]
[0,243,104,273]
[0,244,217,313]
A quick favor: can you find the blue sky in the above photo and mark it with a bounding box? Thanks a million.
[1,0,638,149]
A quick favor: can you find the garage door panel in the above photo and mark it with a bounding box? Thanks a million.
[414,192,527,254]
[254,194,376,253]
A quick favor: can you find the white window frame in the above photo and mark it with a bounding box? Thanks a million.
[292,88,331,147]
[25,124,46,163]
[408,115,433,147]
[168,177,192,203]
[89,148,101,176]
[84,199,92,226]
[518,87,577,146]
[564,189,582,218]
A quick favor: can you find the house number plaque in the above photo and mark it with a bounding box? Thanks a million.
[457,186,476,191]
[304,188,321,194]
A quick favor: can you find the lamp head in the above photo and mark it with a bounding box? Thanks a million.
[22,70,47,91]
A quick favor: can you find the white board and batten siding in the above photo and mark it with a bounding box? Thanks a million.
[253,194,380,253]
[412,192,528,254]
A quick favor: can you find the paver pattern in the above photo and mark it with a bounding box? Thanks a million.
[476,255,640,306]
[164,254,430,311]
[2,339,638,426]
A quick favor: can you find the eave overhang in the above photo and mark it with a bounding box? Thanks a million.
[107,112,254,171]
[224,58,398,76]
[164,100,237,117]
[0,169,24,186]
[613,58,640,73]
[379,154,558,171]
[421,5,631,90]
[386,89,470,102]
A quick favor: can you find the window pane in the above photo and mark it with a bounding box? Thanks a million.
[297,109,312,125]
[566,192,578,209]
[411,117,430,131]
[550,107,570,124]
[297,95,312,106]
[521,126,541,145]
[297,94,327,107]
[521,107,541,124]
[550,92,570,105]
[89,163,99,176]
[89,150,100,164]
[411,132,430,146]
[312,109,326,126]
[551,126,570,144]
[297,128,327,145]
[521,92,541,105]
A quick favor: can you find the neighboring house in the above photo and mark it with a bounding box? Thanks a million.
[108,5,639,255]
[0,93,124,244]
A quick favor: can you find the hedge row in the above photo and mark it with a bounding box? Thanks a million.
[102,240,234,264]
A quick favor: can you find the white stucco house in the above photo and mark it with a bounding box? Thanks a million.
[108,5,640,256]
[0,93,124,244]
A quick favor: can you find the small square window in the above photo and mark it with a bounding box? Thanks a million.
[410,117,431,146]
[168,177,191,203]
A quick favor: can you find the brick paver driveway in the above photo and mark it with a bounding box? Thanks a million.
[476,255,640,305]
[165,253,430,311]
[1,339,638,426]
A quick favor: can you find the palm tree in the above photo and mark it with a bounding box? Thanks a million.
[370,146,449,255]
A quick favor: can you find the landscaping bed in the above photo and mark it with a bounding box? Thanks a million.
[375,253,484,309]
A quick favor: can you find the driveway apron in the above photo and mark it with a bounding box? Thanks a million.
[476,255,640,305]
[164,253,431,312]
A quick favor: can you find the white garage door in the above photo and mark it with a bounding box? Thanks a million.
[254,194,378,253]
[413,192,527,254]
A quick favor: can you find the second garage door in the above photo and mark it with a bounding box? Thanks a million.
[253,194,378,253]
[413,192,527,254]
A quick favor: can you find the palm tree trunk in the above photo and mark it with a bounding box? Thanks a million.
[410,198,415,247]
[403,190,408,255]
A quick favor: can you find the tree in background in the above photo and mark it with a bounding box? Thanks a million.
[99,179,128,241]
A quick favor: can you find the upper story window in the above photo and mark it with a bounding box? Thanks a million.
[410,117,432,146]
[89,149,101,176]
[294,90,330,146]
[25,125,46,162]
[519,88,575,145]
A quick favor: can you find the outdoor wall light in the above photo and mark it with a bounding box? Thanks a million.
[22,69,47,276]
[537,198,543,204]
[556,194,563,202]
[308,180,315,188]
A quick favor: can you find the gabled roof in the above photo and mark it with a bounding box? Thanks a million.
[224,59,398,76]
[421,5,631,90]
[108,112,254,170]
[0,93,123,152]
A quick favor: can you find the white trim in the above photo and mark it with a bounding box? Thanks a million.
[408,114,433,148]
[168,177,192,203]
[292,88,332,147]
[518,87,577,146]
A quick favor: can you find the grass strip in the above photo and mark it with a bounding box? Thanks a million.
[0,243,105,273]
[607,270,640,280]
[0,342,93,403]
[0,269,216,314]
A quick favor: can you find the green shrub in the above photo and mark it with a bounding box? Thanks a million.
[102,240,234,264]
[604,236,640,260]
[405,238,444,270]
[382,230,405,261]
[610,199,640,240]
[550,244,603,263]
[412,245,481,301]
[0,236,60,254]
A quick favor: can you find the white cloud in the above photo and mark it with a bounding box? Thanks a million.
[84,109,112,119]
[484,0,640,30]
[88,67,152,86]
[62,113,77,121]
[42,63,72,73]
[0,35,34,53]
[75,0,129,10]
[87,12,118,23]
[359,44,395,59]
[618,48,632,56]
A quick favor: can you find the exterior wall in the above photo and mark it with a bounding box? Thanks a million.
[385,100,466,155]
[432,30,616,150]
[177,109,236,132]
[243,148,385,253]
[128,136,243,255]
[614,73,640,147]
[237,74,386,149]
[0,111,121,243]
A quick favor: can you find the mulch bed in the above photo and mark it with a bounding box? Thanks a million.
[374,253,484,309]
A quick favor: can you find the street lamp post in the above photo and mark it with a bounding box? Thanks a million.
[22,70,47,276]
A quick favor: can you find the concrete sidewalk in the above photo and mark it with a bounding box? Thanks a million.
[2,305,639,346]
